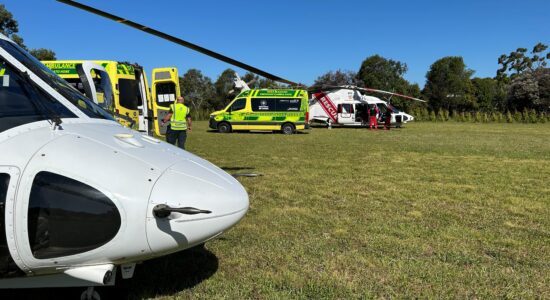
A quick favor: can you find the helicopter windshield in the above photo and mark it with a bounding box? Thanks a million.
[0,39,114,121]
[0,56,77,132]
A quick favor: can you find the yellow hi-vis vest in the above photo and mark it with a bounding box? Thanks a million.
[170,103,189,130]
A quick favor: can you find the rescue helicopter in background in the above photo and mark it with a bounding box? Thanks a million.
[308,86,426,128]
[0,0,304,298]
[228,74,426,128]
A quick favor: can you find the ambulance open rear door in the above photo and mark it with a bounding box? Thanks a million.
[151,67,180,136]
[133,67,151,135]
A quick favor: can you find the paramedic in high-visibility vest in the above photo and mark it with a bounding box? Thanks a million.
[161,96,192,149]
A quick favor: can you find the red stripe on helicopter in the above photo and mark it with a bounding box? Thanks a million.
[313,92,338,123]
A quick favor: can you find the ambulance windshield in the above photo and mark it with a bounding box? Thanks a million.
[0,39,114,121]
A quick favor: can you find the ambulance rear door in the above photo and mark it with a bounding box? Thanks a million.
[151,67,181,136]
[134,67,150,134]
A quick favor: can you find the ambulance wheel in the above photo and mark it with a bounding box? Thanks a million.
[218,122,232,133]
[281,123,295,135]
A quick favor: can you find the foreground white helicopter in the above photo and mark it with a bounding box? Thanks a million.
[0,33,249,298]
[0,0,300,298]
[309,86,426,128]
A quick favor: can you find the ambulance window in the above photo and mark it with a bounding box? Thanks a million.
[230,98,246,111]
[155,82,177,108]
[28,172,121,259]
[0,173,24,278]
[275,99,301,111]
[119,78,141,110]
[251,98,275,111]
[0,59,76,133]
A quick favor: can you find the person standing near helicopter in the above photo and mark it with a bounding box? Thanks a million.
[162,96,192,149]
[368,104,379,130]
[384,105,393,130]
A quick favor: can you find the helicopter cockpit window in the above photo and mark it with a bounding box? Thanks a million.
[0,173,24,278]
[28,172,121,259]
[0,39,114,121]
[0,59,76,133]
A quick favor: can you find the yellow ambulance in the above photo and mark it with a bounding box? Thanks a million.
[209,89,309,134]
[42,60,180,136]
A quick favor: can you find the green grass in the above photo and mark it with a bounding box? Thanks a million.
[128,122,549,299]
[6,122,549,299]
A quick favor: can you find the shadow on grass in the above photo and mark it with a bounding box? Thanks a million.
[220,166,255,171]
[0,245,218,300]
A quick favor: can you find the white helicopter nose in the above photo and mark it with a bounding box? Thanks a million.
[145,157,249,256]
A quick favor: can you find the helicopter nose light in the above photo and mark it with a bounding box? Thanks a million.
[153,204,212,218]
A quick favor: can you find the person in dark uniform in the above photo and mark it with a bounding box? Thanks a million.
[384,105,393,130]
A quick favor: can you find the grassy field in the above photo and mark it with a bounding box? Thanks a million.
[129,122,549,299]
[4,122,550,299]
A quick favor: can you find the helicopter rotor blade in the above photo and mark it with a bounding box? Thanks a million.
[314,85,426,102]
[56,0,297,86]
[358,87,426,102]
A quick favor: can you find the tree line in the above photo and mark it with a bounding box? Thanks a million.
[313,45,549,118]
[181,43,549,122]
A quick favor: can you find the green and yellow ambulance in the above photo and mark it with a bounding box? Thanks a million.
[42,60,180,136]
[209,89,309,134]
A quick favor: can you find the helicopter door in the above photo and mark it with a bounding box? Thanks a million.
[75,62,114,112]
[151,68,181,136]
[0,168,25,278]
[337,103,354,124]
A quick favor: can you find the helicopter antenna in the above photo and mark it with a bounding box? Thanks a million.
[56,0,297,86]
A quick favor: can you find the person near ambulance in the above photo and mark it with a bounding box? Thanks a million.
[367,104,379,129]
[161,96,192,149]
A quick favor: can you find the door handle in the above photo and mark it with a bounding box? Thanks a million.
[153,204,212,218]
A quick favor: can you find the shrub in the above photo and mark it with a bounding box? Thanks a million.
[506,111,514,123]
[429,110,436,121]
[529,109,538,123]
[464,112,472,122]
[539,113,547,123]
[483,112,489,123]
[474,111,482,123]
[513,111,523,122]
[437,109,446,122]
[451,110,458,122]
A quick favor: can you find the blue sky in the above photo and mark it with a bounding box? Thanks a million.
[4,0,550,87]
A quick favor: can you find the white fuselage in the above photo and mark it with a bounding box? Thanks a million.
[309,89,415,127]
[0,34,248,288]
